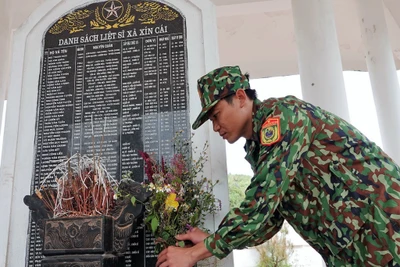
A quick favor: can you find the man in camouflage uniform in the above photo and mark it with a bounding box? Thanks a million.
[156,66,400,267]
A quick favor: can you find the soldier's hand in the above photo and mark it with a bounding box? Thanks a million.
[176,227,209,246]
[156,241,212,267]
[156,246,197,267]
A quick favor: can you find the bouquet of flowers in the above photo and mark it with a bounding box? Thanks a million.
[140,136,220,253]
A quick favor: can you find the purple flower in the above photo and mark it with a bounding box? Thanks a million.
[139,151,154,183]
[185,224,193,231]
[171,154,186,176]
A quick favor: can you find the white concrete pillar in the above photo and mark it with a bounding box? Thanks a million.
[291,0,350,121]
[356,0,400,164]
[0,0,10,137]
[0,1,11,267]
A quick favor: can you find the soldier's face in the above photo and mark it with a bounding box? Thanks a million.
[209,95,247,144]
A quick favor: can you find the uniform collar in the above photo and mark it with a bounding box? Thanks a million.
[249,98,266,141]
[244,98,273,153]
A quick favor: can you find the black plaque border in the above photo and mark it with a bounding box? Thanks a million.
[27,1,190,266]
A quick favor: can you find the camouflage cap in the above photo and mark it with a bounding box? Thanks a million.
[192,66,250,130]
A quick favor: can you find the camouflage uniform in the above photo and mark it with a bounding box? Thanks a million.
[193,66,400,266]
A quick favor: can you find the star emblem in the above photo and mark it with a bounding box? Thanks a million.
[104,1,123,20]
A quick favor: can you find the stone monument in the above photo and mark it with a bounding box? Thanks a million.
[0,0,232,266]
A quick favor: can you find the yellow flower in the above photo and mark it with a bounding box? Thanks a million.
[165,193,179,211]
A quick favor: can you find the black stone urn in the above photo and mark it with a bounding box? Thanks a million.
[24,179,151,267]
[41,215,119,266]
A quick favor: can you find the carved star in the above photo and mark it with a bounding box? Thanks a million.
[104,1,123,19]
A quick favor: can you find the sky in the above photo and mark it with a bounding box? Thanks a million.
[225,71,400,176]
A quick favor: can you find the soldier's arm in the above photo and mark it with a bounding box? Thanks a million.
[235,209,284,249]
[203,101,314,259]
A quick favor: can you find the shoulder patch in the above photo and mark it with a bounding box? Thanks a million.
[260,117,281,146]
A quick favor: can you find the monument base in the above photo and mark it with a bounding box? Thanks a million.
[42,254,124,267]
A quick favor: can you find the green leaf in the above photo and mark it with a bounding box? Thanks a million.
[177,241,185,247]
[192,213,199,224]
[151,216,159,234]
[130,196,136,205]
[144,214,153,223]
[162,231,170,240]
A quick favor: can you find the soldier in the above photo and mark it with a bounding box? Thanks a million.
[156,65,400,267]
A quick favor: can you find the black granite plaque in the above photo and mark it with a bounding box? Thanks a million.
[27,1,189,266]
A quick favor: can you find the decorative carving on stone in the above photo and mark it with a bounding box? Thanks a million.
[49,10,94,34]
[43,216,112,254]
[24,179,151,266]
[111,178,151,253]
[90,1,136,30]
[133,2,178,24]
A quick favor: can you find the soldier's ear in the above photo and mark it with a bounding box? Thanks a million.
[236,89,247,107]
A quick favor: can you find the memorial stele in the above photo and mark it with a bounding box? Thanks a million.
[0,0,232,266]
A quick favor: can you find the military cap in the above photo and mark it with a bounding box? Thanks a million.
[192,65,250,130]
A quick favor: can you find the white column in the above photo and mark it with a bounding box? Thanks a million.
[356,0,400,164]
[291,0,350,121]
[0,0,10,133]
[0,1,11,267]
